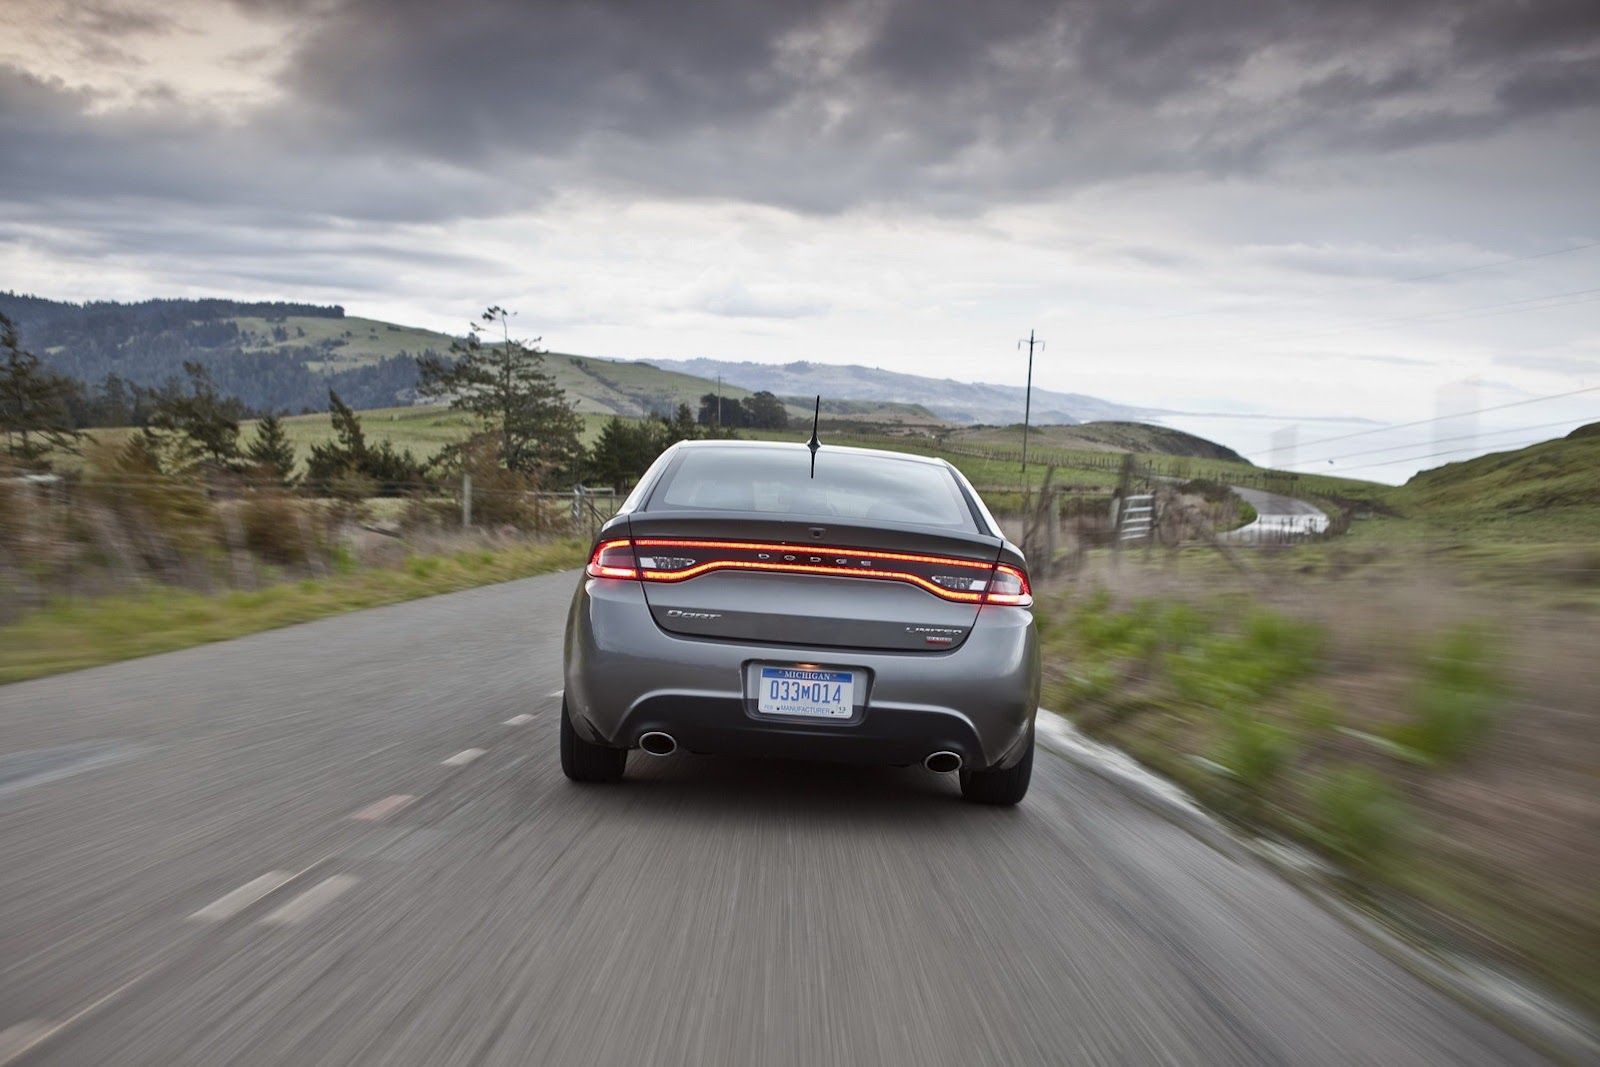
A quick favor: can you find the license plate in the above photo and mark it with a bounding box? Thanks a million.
[756,667,854,719]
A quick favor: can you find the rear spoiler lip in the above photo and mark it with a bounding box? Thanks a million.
[622,509,1007,563]
[612,517,1028,571]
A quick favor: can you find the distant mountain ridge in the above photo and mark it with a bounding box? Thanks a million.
[651,357,1151,426]
[4,293,1142,428]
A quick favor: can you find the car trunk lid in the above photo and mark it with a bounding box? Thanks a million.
[624,513,1004,652]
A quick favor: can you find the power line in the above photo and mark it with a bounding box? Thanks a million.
[1279,416,1594,468]
[1316,433,1579,474]
[1244,383,1600,456]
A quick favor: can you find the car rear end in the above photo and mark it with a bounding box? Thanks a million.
[562,440,1040,801]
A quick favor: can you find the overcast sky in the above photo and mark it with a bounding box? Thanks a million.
[2,0,1597,468]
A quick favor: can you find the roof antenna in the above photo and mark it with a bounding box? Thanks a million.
[807,395,821,478]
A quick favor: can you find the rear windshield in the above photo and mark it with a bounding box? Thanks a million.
[648,448,978,530]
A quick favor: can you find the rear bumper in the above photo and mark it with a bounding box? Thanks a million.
[563,578,1040,770]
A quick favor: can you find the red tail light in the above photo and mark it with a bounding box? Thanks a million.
[983,564,1033,607]
[586,539,640,579]
[587,537,1032,607]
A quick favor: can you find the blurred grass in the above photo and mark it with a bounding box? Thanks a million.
[0,539,584,685]
[1037,585,1597,1011]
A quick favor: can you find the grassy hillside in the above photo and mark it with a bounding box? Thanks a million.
[1408,422,1600,510]
[1396,422,1600,541]
[946,421,1249,462]
[230,314,451,371]
[226,314,754,415]
[787,397,946,427]
[228,315,931,423]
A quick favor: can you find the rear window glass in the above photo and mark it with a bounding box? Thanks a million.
[649,448,977,530]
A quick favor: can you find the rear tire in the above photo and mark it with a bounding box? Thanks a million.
[561,700,627,783]
[959,732,1033,805]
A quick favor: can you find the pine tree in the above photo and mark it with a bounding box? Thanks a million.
[328,390,368,461]
[665,403,700,445]
[146,361,244,471]
[0,312,81,465]
[589,416,666,491]
[415,306,583,479]
[245,412,297,484]
[305,390,427,495]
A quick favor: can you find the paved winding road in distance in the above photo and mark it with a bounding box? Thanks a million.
[0,572,1537,1064]
[1224,485,1332,543]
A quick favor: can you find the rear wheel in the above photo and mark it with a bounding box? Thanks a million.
[561,700,627,783]
[959,733,1033,805]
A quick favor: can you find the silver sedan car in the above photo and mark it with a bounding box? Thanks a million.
[561,439,1040,804]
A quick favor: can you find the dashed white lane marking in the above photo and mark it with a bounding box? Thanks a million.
[0,1020,53,1064]
[441,748,486,767]
[0,967,157,1066]
[259,875,359,926]
[349,794,415,821]
[503,714,534,726]
[546,688,564,698]
[188,871,293,922]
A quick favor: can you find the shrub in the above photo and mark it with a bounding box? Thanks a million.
[239,491,312,565]
[1293,690,1343,735]
[1210,709,1295,816]
[1307,765,1408,869]
[1167,611,1323,710]
[1072,596,1208,661]
[0,465,26,552]
[1175,478,1232,503]
[79,438,217,568]
[1391,627,1503,762]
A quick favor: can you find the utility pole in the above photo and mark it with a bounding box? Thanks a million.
[715,374,723,432]
[1017,329,1044,473]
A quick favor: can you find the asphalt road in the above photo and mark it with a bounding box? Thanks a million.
[1224,486,1331,543]
[0,571,1538,1065]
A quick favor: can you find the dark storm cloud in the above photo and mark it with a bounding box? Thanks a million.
[0,64,533,223]
[239,0,1600,206]
[3,0,1598,233]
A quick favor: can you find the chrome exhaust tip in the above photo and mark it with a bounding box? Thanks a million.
[924,750,962,773]
[639,731,677,756]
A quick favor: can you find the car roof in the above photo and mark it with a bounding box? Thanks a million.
[671,438,954,470]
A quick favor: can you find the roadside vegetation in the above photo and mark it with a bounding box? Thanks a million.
[0,538,583,684]
[0,307,699,681]
[1035,550,1598,1013]
[869,418,1600,1014]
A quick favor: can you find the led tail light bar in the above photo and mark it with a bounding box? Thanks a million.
[587,538,1032,607]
